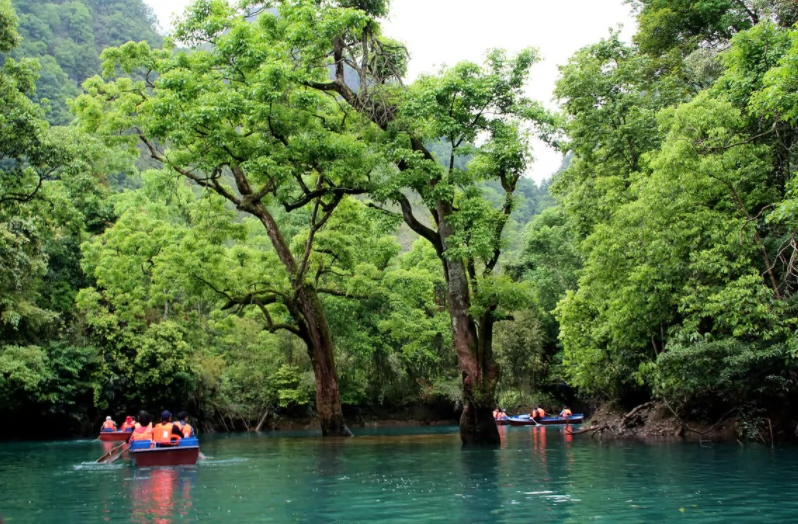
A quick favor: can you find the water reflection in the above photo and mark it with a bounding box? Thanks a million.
[128,467,196,524]
[7,428,798,522]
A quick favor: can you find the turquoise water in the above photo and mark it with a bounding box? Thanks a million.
[0,425,796,522]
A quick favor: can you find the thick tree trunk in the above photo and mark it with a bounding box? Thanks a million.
[438,204,500,446]
[296,285,352,437]
[250,203,351,437]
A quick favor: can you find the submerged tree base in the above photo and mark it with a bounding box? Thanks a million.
[459,405,500,445]
[321,422,354,437]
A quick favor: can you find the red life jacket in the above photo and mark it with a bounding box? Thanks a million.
[153,422,180,445]
[130,423,153,441]
[121,421,136,432]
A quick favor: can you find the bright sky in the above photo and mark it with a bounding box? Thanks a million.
[145,0,637,181]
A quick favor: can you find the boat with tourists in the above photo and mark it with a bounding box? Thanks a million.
[129,438,201,467]
[98,431,133,442]
[505,414,584,426]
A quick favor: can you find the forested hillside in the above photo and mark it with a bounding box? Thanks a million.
[0,0,554,438]
[8,0,161,124]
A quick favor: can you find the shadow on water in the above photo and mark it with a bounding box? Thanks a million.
[458,439,502,523]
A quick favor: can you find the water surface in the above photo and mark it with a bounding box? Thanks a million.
[0,425,795,522]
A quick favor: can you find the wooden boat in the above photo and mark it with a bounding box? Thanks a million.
[129,438,200,467]
[99,431,133,442]
[506,414,584,427]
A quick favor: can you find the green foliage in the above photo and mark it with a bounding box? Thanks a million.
[553,4,798,418]
[9,0,162,124]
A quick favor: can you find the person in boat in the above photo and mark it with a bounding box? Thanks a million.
[101,416,118,432]
[560,407,573,419]
[175,411,195,438]
[130,412,154,442]
[120,415,136,432]
[530,406,546,421]
[153,410,185,446]
[493,407,502,420]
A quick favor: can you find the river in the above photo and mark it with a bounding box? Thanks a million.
[0,425,794,522]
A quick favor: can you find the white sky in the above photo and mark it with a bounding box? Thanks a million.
[145,0,637,182]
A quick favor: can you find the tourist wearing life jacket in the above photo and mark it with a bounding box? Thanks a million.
[101,416,118,432]
[560,407,573,419]
[530,406,545,421]
[493,408,501,420]
[120,416,136,432]
[153,410,184,446]
[175,411,195,438]
[130,412,154,442]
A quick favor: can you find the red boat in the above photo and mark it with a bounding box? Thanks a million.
[129,438,200,467]
[506,414,584,426]
[99,431,133,442]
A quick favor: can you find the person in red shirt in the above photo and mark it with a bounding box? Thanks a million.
[121,416,136,432]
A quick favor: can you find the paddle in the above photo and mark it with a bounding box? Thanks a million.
[95,441,127,463]
[103,442,130,464]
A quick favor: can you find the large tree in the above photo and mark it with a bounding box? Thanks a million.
[248,0,553,443]
[74,2,393,435]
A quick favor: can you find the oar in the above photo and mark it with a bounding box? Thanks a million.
[95,442,126,463]
[104,442,130,464]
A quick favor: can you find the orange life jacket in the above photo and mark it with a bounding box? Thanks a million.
[153,422,180,445]
[102,420,117,430]
[561,409,572,418]
[493,409,500,419]
[130,423,153,441]
[176,421,193,438]
[536,409,546,418]
[121,421,136,432]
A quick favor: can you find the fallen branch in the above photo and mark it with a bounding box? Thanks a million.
[618,401,656,432]
[566,424,610,436]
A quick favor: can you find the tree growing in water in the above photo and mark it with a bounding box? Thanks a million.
[253,0,553,443]
[76,0,551,443]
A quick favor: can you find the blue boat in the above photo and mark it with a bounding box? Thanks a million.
[506,414,584,426]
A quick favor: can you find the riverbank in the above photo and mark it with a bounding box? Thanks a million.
[576,402,758,443]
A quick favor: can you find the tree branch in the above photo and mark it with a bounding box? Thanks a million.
[395,194,443,254]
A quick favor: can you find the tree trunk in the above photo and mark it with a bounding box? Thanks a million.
[296,285,352,437]
[438,205,500,445]
[250,202,351,437]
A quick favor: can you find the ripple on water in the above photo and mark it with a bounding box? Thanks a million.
[1,428,798,523]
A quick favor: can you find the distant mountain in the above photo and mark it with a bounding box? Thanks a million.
[9,0,162,124]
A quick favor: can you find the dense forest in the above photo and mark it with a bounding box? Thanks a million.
[0,0,554,439]
[2,0,798,441]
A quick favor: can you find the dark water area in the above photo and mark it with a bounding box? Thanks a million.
[1,425,796,522]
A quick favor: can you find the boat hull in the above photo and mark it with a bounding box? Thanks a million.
[99,431,132,442]
[131,446,200,467]
[495,419,511,426]
[506,415,584,427]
